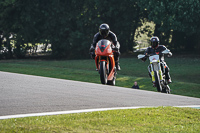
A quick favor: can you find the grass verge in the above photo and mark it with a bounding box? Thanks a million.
[0,107,199,132]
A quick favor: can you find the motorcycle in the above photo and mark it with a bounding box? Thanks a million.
[137,49,171,93]
[94,39,117,85]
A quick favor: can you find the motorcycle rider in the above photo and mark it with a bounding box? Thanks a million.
[89,23,121,71]
[142,36,172,85]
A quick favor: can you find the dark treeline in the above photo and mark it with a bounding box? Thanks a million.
[0,0,199,59]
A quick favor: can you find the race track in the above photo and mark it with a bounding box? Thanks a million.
[0,71,200,117]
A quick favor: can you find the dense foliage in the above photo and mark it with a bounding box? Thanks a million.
[0,0,199,59]
[138,0,200,51]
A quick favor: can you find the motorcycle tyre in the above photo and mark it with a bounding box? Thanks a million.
[162,86,171,94]
[161,80,171,94]
[100,61,107,84]
[166,85,171,94]
[161,87,167,93]
[154,71,162,92]
[107,77,115,86]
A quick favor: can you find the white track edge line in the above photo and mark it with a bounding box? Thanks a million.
[0,106,148,120]
[0,105,200,120]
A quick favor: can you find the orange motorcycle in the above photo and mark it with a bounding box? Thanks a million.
[95,39,117,85]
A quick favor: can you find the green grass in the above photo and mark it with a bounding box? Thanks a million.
[0,57,200,98]
[0,107,199,132]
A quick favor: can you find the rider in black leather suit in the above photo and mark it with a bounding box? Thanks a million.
[90,23,121,70]
[142,36,172,84]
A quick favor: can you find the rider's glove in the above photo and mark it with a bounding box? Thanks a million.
[168,52,172,57]
[113,44,120,51]
[142,57,147,62]
[89,46,95,52]
[113,46,119,51]
[113,42,120,51]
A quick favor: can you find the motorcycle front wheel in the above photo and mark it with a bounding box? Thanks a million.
[162,85,170,94]
[154,71,162,92]
[100,61,107,84]
[107,77,115,86]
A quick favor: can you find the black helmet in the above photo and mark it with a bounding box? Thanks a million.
[99,23,110,38]
[150,36,159,48]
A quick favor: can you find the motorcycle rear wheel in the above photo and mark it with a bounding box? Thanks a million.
[154,71,162,92]
[100,61,107,84]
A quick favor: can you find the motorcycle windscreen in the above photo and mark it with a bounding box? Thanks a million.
[97,39,111,52]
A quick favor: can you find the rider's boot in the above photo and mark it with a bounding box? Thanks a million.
[114,50,121,71]
[152,82,156,87]
[115,61,121,71]
[165,66,172,84]
[168,78,172,84]
[165,73,172,84]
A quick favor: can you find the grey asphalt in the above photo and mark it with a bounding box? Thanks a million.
[0,71,199,116]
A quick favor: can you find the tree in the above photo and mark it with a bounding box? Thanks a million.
[0,0,148,59]
[0,0,16,58]
[92,0,146,53]
[138,0,200,52]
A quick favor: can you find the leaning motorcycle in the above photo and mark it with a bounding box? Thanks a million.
[94,39,117,85]
[137,49,171,93]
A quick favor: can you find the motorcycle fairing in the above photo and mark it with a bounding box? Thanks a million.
[148,55,163,82]
[107,55,115,80]
[95,39,112,56]
[95,39,115,81]
[149,55,159,64]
